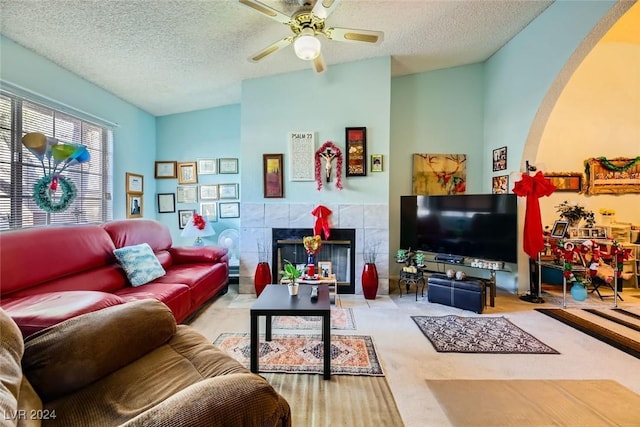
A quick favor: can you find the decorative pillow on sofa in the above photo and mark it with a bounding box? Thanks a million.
[113,243,166,286]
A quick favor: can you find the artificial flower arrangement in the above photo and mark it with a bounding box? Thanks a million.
[599,208,615,216]
[191,213,206,230]
[555,200,595,227]
[303,235,322,255]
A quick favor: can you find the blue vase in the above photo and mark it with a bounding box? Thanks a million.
[570,282,588,301]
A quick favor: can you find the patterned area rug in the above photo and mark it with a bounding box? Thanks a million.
[213,333,383,376]
[272,308,356,330]
[411,315,559,354]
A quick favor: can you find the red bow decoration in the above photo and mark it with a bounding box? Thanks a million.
[312,205,332,240]
[513,171,556,259]
[192,213,206,230]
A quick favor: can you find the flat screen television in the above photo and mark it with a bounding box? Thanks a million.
[400,194,518,264]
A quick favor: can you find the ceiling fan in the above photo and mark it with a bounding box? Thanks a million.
[239,0,384,73]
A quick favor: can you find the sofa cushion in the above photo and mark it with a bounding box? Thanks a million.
[115,282,192,323]
[0,291,127,337]
[22,300,176,402]
[113,243,166,286]
[0,224,116,296]
[102,219,172,252]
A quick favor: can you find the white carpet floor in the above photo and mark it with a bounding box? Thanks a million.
[187,283,640,427]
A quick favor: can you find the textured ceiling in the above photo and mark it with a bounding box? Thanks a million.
[0,0,553,116]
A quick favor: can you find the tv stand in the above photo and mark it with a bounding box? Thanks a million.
[397,250,508,307]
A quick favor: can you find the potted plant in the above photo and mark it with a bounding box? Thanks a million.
[555,200,595,228]
[254,237,271,297]
[362,241,380,300]
[280,259,302,296]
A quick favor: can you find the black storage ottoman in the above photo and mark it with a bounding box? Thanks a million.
[427,274,485,313]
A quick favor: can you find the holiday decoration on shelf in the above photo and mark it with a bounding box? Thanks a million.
[303,235,323,277]
[22,132,91,213]
[315,141,343,191]
[549,238,631,283]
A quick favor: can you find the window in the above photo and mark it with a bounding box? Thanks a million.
[0,90,113,229]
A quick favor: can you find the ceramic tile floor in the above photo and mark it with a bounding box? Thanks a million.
[188,283,640,427]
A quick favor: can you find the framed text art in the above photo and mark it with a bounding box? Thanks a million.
[545,172,583,192]
[289,132,315,181]
[492,147,507,172]
[199,184,219,200]
[219,183,239,199]
[345,127,367,177]
[492,175,509,194]
[157,193,176,213]
[126,172,143,194]
[218,158,239,174]
[178,162,198,184]
[219,202,240,219]
[197,159,217,175]
[583,157,640,195]
[154,161,177,179]
[178,209,195,229]
[177,186,198,203]
[127,193,143,219]
[263,153,284,198]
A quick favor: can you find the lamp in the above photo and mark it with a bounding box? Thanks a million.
[181,213,215,246]
[294,28,321,60]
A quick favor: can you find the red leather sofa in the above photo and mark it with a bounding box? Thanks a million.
[0,219,229,337]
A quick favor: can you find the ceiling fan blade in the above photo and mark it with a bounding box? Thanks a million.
[324,27,384,44]
[312,53,327,74]
[312,0,340,20]
[249,36,294,62]
[238,0,291,25]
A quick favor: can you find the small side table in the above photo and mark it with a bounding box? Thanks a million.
[398,269,426,301]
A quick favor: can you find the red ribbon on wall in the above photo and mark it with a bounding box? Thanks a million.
[312,205,332,240]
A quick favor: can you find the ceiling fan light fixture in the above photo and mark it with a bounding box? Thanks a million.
[294,28,321,60]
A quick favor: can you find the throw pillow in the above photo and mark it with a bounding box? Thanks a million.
[113,243,166,286]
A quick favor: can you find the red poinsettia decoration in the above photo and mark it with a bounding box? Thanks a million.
[191,213,206,230]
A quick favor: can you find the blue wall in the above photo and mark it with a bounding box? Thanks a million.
[0,35,157,219]
[155,104,241,245]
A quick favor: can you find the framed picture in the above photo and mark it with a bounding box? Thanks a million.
[178,162,198,184]
[200,202,217,222]
[545,172,583,192]
[219,183,239,199]
[218,158,239,174]
[583,157,640,195]
[550,220,569,238]
[345,127,367,177]
[178,209,195,229]
[492,175,509,194]
[154,161,177,179]
[177,186,198,203]
[318,261,332,278]
[371,154,383,172]
[199,184,219,200]
[263,153,284,198]
[126,172,143,194]
[289,132,315,181]
[126,193,143,218]
[197,158,217,175]
[157,193,175,213]
[492,147,507,171]
[219,202,240,218]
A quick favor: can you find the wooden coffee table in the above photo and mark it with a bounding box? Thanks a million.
[250,284,331,380]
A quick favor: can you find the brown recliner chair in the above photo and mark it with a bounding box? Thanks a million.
[0,299,291,427]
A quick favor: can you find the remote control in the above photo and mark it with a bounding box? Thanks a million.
[310,286,318,303]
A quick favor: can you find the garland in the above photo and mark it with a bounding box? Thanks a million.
[315,141,343,191]
[33,174,77,213]
[587,156,640,174]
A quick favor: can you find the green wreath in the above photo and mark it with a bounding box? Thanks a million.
[33,174,77,213]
